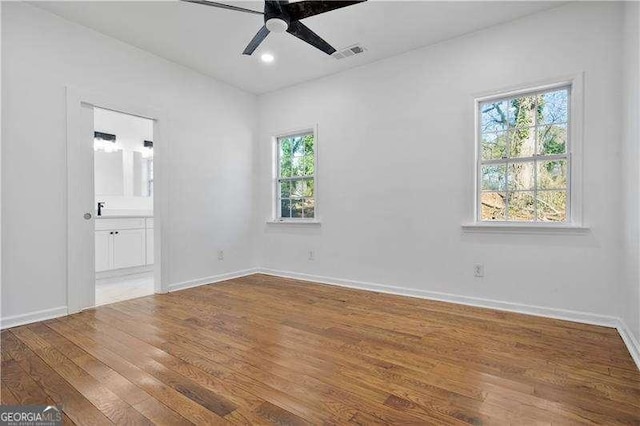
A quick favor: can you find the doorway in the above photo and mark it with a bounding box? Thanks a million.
[93,108,155,306]
[66,87,167,314]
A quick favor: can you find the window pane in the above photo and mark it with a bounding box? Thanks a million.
[537,124,567,155]
[303,151,315,176]
[537,160,567,190]
[508,192,535,221]
[540,89,568,125]
[291,199,303,218]
[508,95,539,129]
[302,198,315,218]
[480,192,506,221]
[289,180,304,198]
[280,181,291,198]
[304,134,314,156]
[304,179,314,197]
[280,155,292,178]
[508,162,535,191]
[279,137,292,159]
[537,191,567,222]
[481,100,508,132]
[289,156,302,177]
[481,164,506,191]
[280,199,291,218]
[481,132,507,160]
[509,127,535,158]
[291,136,305,157]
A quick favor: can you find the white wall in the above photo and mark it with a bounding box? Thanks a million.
[1,2,257,320]
[622,1,640,343]
[2,0,637,351]
[256,3,625,319]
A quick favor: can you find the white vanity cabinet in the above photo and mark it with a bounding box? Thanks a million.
[95,217,153,272]
[113,229,146,269]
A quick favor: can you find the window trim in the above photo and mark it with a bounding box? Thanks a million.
[470,74,584,229]
[272,125,319,223]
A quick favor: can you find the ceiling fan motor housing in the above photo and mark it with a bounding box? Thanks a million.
[181,0,367,56]
[265,1,290,33]
[266,18,288,33]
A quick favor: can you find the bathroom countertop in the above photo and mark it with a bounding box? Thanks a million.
[95,215,153,219]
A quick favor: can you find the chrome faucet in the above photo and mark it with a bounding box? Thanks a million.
[97,202,105,216]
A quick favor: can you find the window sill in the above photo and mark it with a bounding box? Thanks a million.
[266,219,322,226]
[461,222,590,234]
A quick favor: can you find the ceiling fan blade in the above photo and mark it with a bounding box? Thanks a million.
[181,0,263,16]
[286,21,335,55]
[285,1,366,21]
[243,25,270,55]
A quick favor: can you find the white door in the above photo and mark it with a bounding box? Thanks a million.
[95,231,112,272]
[67,93,95,312]
[113,229,146,269]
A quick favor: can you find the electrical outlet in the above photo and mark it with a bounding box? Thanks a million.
[308,250,315,261]
[474,264,484,278]
[218,250,224,261]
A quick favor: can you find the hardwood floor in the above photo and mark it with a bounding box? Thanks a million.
[2,274,639,425]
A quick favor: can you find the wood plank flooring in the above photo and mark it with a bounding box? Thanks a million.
[2,274,639,425]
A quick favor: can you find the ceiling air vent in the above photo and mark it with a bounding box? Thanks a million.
[333,44,367,60]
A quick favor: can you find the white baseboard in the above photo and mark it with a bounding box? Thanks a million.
[258,268,640,370]
[616,319,640,369]
[169,268,259,292]
[2,268,638,371]
[0,306,68,330]
[0,268,258,330]
[258,268,619,326]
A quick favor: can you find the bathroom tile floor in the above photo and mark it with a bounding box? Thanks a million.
[95,271,154,306]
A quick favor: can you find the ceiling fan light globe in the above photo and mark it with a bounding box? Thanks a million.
[266,18,288,33]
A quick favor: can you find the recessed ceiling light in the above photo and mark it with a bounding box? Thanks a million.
[261,53,275,63]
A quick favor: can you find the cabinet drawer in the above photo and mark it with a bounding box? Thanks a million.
[95,218,145,231]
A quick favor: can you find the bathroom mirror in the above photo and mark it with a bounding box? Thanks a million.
[95,148,153,197]
[94,150,124,196]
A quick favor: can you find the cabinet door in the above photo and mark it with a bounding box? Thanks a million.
[95,231,112,272]
[146,229,154,265]
[112,229,146,269]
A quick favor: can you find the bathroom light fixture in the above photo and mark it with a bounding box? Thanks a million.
[93,131,120,153]
[261,53,275,63]
[95,131,116,142]
[142,140,154,159]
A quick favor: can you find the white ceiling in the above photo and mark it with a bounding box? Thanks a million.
[32,1,563,94]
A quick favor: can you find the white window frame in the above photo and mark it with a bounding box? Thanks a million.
[271,125,319,223]
[468,74,585,231]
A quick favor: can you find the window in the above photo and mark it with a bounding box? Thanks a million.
[145,158,154,197]
[477,85,570,223]
[276,130,316,220]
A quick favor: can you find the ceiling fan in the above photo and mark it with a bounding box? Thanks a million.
[182,0,367,56]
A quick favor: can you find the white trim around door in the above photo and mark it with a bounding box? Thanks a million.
[65,87,170,314]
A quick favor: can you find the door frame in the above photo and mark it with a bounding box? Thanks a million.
[66,87,170,314]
